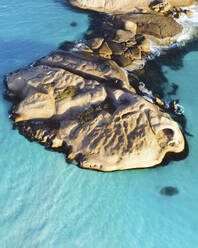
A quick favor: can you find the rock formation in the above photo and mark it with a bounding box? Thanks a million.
[6,50,185,171]
[69,0,196,14]
[5,0,196,171]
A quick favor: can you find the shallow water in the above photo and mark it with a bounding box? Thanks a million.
[1,1,198,248]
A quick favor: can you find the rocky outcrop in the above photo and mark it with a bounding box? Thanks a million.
[69,0,196,14]
[83,28,148,70]
[6,51,185,171]
[5,0,195,171]
[67,1,194,70]
[109,13,182,46]
[35,50,130,89]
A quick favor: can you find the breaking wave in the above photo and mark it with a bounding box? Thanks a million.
[149,5,198,59]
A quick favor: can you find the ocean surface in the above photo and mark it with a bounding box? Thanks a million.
[0,1,198,247]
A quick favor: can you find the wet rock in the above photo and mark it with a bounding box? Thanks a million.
[184,9,193,17]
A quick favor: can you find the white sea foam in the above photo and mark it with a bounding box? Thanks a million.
[176,6,198,45]
[149,6,198,58]
[149,42,166,59]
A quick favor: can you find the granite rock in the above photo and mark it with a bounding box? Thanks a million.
[6,51,185,171]
[69,0,196,14]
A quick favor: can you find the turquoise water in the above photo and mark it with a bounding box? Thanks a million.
[1,1,198,247]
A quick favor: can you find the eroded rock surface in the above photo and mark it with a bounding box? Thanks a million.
[6,51,185,171]
[109,13,182,46]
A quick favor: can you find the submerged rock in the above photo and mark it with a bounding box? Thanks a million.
[160,186,179,196]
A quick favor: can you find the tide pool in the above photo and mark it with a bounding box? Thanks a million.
[1,1,198,248]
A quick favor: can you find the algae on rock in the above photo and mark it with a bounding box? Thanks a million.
[55,86,79,102]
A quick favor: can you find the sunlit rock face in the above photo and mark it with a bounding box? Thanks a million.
[69,0,196,14]
[109,13,182,46]
[6,51,184,171]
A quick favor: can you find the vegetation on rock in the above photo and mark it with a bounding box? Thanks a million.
[55,86,79,102]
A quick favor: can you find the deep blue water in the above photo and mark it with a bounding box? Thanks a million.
[1,1,198,247]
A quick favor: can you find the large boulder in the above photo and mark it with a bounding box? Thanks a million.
[110,13,182,45]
